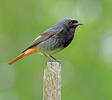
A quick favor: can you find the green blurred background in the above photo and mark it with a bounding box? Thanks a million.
[0,0,112,100]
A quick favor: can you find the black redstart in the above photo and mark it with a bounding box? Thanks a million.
[8,18,83,64]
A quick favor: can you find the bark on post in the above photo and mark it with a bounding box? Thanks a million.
[43,61,61,100]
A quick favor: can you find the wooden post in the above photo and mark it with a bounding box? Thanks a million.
[43,61,61,100]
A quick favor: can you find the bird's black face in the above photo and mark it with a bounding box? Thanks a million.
[68,19,83,28]
[62,18,83,29]
[57,18,83,29]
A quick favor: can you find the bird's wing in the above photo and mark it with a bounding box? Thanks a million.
[22,27,63,52]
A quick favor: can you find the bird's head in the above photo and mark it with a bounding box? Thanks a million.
[59,18,83,29]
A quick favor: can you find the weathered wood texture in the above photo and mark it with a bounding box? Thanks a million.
[43,61,61,100]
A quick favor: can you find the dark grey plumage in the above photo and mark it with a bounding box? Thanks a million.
[24,18,82,60]
[8,18,83,65]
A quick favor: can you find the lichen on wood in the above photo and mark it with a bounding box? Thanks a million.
[43,61,61,100]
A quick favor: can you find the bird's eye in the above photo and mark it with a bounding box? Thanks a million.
[73,20,78,23]
[69,20,78,28]
[70,20,78,25]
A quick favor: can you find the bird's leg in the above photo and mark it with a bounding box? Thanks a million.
[43,53,53,62]
[49,55,57,61]
[49,55,61,63]
[49,55,60,62]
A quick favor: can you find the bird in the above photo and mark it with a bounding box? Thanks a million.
[8,18,83,64]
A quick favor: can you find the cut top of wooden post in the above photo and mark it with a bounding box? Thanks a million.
[43,61,61,100]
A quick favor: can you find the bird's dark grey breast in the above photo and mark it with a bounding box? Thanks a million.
[37,26,75,54]
[55,27,75,48]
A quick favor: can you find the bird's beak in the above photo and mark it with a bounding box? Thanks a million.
[73,23,83,26]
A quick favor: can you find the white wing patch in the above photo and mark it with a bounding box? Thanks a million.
[34,35,42,41]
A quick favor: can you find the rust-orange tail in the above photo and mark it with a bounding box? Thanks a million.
[8,46,39,65]
[8,52,25,65]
